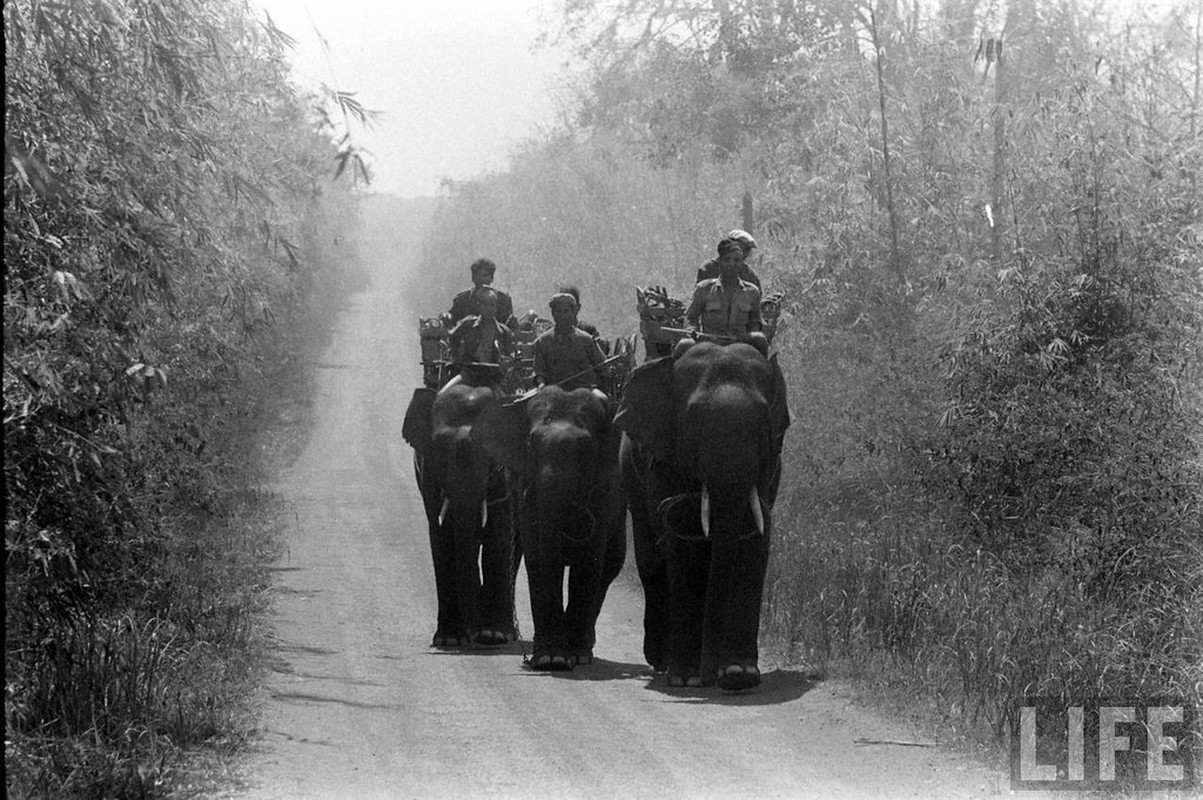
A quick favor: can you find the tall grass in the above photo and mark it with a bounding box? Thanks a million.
[4,197,363,799]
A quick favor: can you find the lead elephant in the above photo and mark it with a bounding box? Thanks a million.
[474,386,627,670]
[402,384,519,647]
[616,340,790,690]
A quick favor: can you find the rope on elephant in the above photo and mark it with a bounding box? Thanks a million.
[521,490,599,545]
[560,504,597,544]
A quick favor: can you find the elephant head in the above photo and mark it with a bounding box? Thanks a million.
[617,340,789,533]
[402,384,516,647]
[615,340,790,689]
[476,387,620,521]
[473,386,627,669]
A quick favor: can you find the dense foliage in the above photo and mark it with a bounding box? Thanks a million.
[4,0,365,795]
[416,0,1203,752]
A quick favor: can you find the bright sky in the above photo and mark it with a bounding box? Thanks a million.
[254,0,1176,198]
[253,0,570,198]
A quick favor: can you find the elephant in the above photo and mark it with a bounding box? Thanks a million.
[616,340,790,690]
[402,384,519,647]
[474,386,627,670]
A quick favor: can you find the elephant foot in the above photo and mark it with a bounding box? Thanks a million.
[716,663,761,691]
[530,652,574,671]
[568,636,595,666]
[643,642,668,672]
[473,628,514,647]
[431,630,471,648]
[666,670,703,688]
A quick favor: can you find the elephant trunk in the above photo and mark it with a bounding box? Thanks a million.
[697,482,765,539]
[684,384,769,491]
[531,423,598,547]
[534,468,588,548]
[698,483,770,680]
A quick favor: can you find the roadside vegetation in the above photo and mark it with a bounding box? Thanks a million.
[4,0,369,795]
[413,0,1203,767]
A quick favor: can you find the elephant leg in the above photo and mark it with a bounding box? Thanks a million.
[628,490,669,671]
[475,503,517,645]
[509,521,524,633]
[713,530,769,690]
[426,518,466,647]
[564,555,603,663]
[504,481,525,639]
[599,514,627,594]
[523,514,571,669]
[667,535,710,684]
[568,513,627,664]
[452,514,483,643]
[525,559,572,670]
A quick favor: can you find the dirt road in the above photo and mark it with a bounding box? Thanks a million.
[230,207,1010,799]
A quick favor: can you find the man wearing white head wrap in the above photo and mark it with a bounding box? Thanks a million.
[532,291,606,392]
[696,232,761,287]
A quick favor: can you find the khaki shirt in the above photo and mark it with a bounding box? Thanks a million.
[533,326,604,390]
[685,278,762,338]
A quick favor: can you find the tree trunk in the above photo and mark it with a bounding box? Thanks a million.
[990,34,1008,265]
[868,7,905,288]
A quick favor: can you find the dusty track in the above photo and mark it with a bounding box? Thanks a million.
[230,205,1009,799]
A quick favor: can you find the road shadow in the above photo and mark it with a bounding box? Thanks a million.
[514,656,655,683]
[268,689,401,712]
[267,642,341,675]
[271,668,388,688]
[422,640,528,658]
[641,667,819,706]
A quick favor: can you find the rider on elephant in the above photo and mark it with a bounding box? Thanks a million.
[684,238,768,356]
[552,285,611,356]
[447,257,517,328]
[533,291,607,399]
[443,286,513,392]
[695,229,761,289]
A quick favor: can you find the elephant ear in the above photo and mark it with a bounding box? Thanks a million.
[614,356,675,463]
[597,401,624,467]
[471,399,530,474]
[402,387,437,455]
[768,353,791,446]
